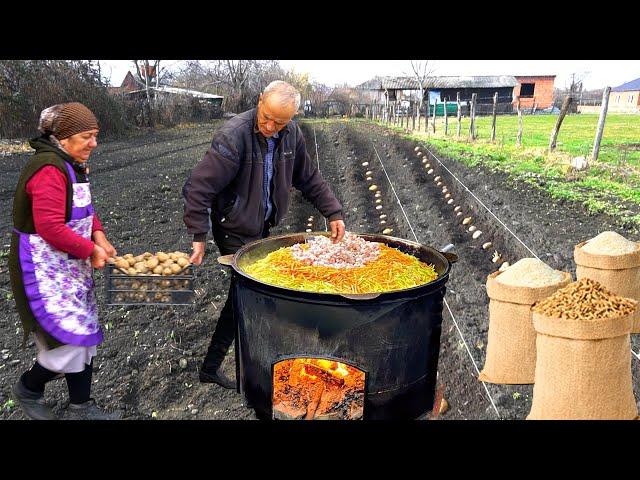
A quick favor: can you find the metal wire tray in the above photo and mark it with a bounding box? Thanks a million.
[104,264,195,305]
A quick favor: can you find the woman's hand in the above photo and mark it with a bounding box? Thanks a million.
[91,244,109,269]
[92,230,117,257]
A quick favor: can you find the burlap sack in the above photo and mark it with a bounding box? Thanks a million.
[574,241,640,334]
[527,305,638,420]
[478,270,572,384]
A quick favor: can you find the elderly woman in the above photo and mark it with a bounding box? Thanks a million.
[9,102,119,420]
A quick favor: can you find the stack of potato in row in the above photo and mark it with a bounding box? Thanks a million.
[479,231,640,420]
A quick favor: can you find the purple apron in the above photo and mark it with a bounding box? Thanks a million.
[14,162,102,347]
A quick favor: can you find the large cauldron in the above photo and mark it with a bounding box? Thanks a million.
[222,232,457,420]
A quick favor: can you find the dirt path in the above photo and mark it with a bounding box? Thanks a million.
[1,119,638,420]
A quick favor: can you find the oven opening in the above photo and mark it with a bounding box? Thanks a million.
[272,357,366,420]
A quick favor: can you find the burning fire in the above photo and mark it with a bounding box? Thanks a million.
[300,359,351,381]
[273,358,365,420]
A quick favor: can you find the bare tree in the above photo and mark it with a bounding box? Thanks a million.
[133,60,164,126]
[408,60,437,110]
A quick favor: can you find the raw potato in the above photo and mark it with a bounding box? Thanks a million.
[177,257,189,267]
[115,259,129,270]
[162,267,173,276]
[157,252,169,262]
[161,259,174,268]
[134,262,148,274]
[170,264,182,274]
[145,257,159,269]
[126,257,137,267]
[153,265,163,275]
[127,267,137,275]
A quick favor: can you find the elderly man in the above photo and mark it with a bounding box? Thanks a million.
[183,80,346,389]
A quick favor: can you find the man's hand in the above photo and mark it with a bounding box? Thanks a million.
[329,219,346,243]
[91,244,109,269]
[92,231,117,257]
[190,241,206,266]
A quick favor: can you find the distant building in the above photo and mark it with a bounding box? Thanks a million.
[107,71,144,95]
[357,74,556,114]
[608,78,640,113]
[126,85,224,118]
[513,75,556,110]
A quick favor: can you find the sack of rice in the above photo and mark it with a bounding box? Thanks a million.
[479,258,572,385]
[574,231,640,333]
[527,278,638,420]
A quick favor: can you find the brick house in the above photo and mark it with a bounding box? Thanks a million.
[107,71,143,95]
[608,78,640,113]
[513,75,556,109]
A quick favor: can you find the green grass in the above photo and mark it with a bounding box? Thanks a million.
[368,113,640,228]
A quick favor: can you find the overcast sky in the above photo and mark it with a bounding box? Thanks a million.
[99,60,640,91]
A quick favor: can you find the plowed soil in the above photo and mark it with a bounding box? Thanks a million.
[1,119,638,420]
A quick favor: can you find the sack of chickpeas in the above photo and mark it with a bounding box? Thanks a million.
[479,258,572,385]
[527,278,638,420]
[574,231,640,334]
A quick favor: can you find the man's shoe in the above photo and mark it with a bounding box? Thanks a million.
[11,379,57,420]
[62,398,121,420]
[199,368,236,390]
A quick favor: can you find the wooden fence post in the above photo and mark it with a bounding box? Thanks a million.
[516,96,523,147]
[549,95,573,151]
[491,92,498,142]
[591,86,611,162]
[425,103,429,133]
[412,104,416,130]
[444,98,448,136]
[469,93,477,140]
[456,92,461,138]
[432,98,437,134]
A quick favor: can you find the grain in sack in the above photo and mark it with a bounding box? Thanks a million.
[527,278,638,420]
[574,231,640,333]
[479,258,572,384]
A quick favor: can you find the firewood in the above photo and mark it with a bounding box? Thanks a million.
[305,382,326,420]
[302,363,345,386]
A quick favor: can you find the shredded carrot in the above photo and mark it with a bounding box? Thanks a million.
[243,244,438,294]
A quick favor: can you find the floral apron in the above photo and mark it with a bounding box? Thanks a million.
[14,161,102,347]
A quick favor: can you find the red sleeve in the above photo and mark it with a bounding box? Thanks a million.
[93,212,103,234]
[26,166,95,260]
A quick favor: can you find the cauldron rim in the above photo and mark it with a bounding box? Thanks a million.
[229,231,454,300]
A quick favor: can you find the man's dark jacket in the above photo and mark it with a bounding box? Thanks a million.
[183,108,343,245]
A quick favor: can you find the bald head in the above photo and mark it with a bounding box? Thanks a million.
[262,81,301,111]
